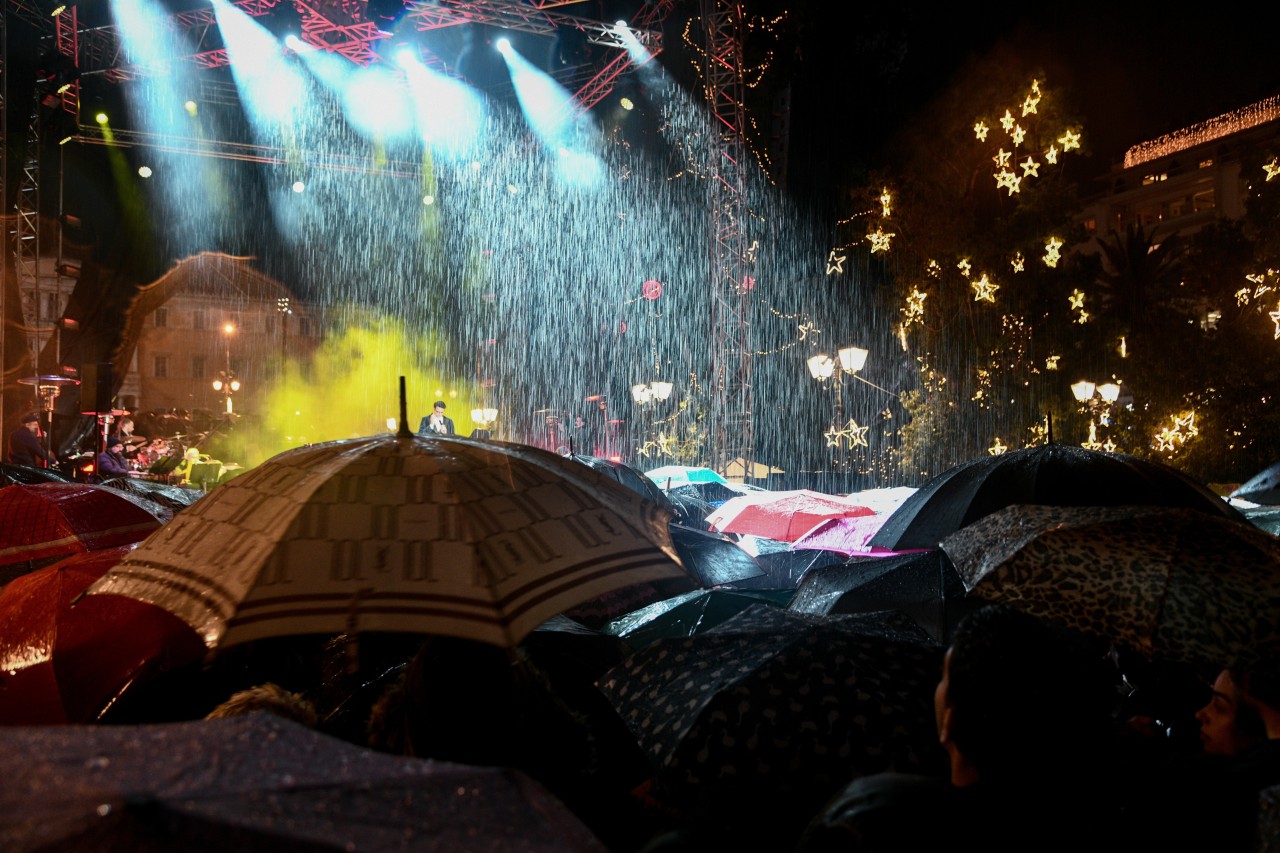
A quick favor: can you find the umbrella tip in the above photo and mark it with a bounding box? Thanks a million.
[1046,412,1054,445]
[396,376,414,439]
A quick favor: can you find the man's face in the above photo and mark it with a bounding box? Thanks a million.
[24,421,39,434]
[434,405,445,416]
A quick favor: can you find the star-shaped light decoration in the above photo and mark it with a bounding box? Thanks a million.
[1076,310,1091,324]
[656,432,679,455]
[1057,129,1081,152]
[867,228,895,253]
[1265,158,1280,181]
[999,110,1015,132]
[957,258,972,278]
[927,260,942,277]
[798,321,820,340]
[1045,354,1060,370]
[1010,252,1025,273]
[972,273,999,303]
[1044,144,1060,165]
[826,248,846,275]
[1021,93,1040,117]
[1247,272,1268,284]
[1174,411,1198,439]
[1043,236,1063,268]
[904,288,927,324]
[993,149,1012,168]
[995,170,1021,195]
[1019,156,1040,177]
[1271,303,1280,339]
[1068,289,1085,310]
[824,426,845,448]
[746,239,759,262]
[1237,287,1253,306]
[988,437,1007,456]
[1027,419,1049,445]
[637,440,659,458]
[1154,428,1178,452]
[879,187,893,217]
[1101,437,1118,453]
[845,419,870,447]
[973,120,990,141]
[1010,125,1026,147]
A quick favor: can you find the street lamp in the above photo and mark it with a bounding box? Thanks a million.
[212,371,241,414]
[630,381,673,404]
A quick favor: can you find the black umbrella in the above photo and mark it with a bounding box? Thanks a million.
[601,587,793,649]
[870,443,1245,551]
[0,713,606,852]
[727,546,848,590]
[667,523,765,586]
[0,462,73,486]
[98,476,204,514]
[597,605,944,847]
[1231,460,1280,506]
[788,548,977,644]
[570,455,676,511]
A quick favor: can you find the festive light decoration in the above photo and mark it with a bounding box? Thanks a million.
[879,188,893,217]
[1265,159,1280,181]
[1068,289,1085,310]
[826,248,846,274]
[867,228,895,253]
[1124,95,1280,169]
[1045,355,1060,370]
[845,419,870,447]
[824,426,844,447]
[993,149,1012,168]
[798,321,820,340]
[1102,437,1117,453]
[972,273,999,303]
[999,110,1015,132]
[1272,303,1280,339]
[1057,129,1081,152]
[973,120,990,141]
[1010,125,1026,146]
[957,258,972,277]
[1118,337,1128,358]
[903,288,927,327]
[1076,310,1090,324]
[1027,418,1049,445]
[1043,236,1063,268]
[1011,252,1025,273]
[927,260,942,277]
[1081,421,1103,451]
[995,170,1021,195]
[988,437,1007,455]
[1019,156,1040,177]
[1044,144,1060,165]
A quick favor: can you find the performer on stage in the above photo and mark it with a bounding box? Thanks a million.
[96,436,131,479]
[7,413,56,468]
[418,401,455,436]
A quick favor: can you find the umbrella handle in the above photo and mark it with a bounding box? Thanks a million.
[397,377,414,439]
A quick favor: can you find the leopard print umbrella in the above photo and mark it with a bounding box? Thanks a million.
[939,503,1280,669]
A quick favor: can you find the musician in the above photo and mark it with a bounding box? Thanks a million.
[7,413,56,468]
[96,436,131,479]
[418,401,455,436]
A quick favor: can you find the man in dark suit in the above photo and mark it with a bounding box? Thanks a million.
[7,413,57,468]
[418,400,456,436]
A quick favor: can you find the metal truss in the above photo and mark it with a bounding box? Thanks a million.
[700,0,753,475]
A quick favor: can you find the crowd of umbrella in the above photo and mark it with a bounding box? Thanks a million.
[1,428,1280,851]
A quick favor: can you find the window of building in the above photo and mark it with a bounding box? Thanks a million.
[191,355,206,379]
[193,309,208,331]
[1142,172,1168,186]
[154,355,170,378]
[1199,158,1214,168]
[1193,188,1216,212]
[154,307,168,328]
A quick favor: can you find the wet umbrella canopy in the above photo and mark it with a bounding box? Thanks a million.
[940,503,1280,668]
[85,433,691,650]
[870,443,1245,551]
[0,713,606,851]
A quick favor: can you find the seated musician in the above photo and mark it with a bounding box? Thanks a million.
[96,436,131,479]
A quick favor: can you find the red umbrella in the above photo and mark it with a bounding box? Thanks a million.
[707,489,876,542]
[0,544,207,725]
[0,483,167,579]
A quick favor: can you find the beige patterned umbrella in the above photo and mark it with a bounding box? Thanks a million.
[85,433,690,650]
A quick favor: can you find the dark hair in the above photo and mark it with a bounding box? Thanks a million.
[944,604,1115,780]
[21,413,39,424]
[432,401,446,409]
[1230,666,1280,736]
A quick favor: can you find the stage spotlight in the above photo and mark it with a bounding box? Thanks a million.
[495,38,512,55]
[137,165,152,178]
[422,195,435,205]
[95,112,109,125]
[292,180,306,193]
[184,100,198,115]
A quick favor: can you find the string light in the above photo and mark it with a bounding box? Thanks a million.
[867,228,895,253]
[1124,95,1280,168]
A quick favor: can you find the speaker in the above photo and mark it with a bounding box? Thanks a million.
[79,362,113,414]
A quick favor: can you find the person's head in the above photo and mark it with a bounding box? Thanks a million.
[1195,665,1280,755]
[935,604,1115,786]
[109,437,124,452]
[433,401,446,414]
[185,447,201,461]
[205,682,318,727]
[21,413,39,433]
